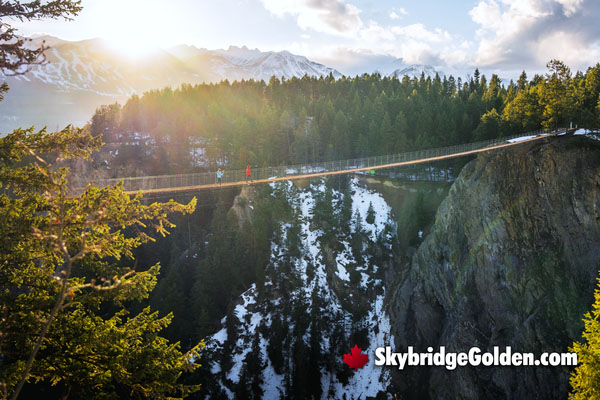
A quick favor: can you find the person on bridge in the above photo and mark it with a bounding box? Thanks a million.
[216,168,223,186]
[245,165,252,182]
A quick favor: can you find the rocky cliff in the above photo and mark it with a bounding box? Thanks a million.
[389,136,600,399]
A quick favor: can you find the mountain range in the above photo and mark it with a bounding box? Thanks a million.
[0,35,441,132]
[388,64,442,79]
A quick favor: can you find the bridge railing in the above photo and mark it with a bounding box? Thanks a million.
[75,128,562,194]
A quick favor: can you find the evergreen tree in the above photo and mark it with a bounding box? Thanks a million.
[237,333,265,399]
[331,110,350,159]
[474,108,503,140]
[0,128,201,399]
[393,110,409,151]
[379,112,394,155]
[290,338,310,399]
[89,103,122,142]
[366,202,376,225]
[285,208,303,258]
[191,202,245,338]
[570,274,600,399]
[267,313,286,374]
[338,179,353,235]
[313,183,335,235]
[542,59,573,128]
[473,68,481,89]
[350,210,364,260]
[307,286,323,399]
[517,71,528,90]
[289,296,310,399]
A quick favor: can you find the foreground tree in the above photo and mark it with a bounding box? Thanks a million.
[1,4,206,398]
[0,127,202,399]
[570,274,600,399]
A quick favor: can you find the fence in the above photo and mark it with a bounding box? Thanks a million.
[74,128,564,194]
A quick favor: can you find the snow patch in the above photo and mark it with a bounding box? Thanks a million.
[260,337,284,399]
[213,328,227,345]
[507,135,536,143]
[205,178,396,398]
[351,177,393,239]
[336,264,350,281]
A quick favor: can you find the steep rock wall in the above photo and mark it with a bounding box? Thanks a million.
[389,137,600,399]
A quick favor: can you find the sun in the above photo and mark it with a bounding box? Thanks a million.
[96,0,178,58]
[105,33,158,59]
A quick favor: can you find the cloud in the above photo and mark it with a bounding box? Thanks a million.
[274,0,600,75]
[309,48,404,76]
[309,44,452,77]
[391,24,451,43]
[260,0,363,36]
[470,0,600,71]
[400,42,444,65]
[358,20,395,42]
[439,40,476,69]
[305,0,362,32]
[351,22,454,65]
[555,0,585,16]
[389,8,407,20]
[260,0,468,72]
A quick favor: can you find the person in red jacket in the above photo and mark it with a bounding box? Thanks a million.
[245,165,251,182]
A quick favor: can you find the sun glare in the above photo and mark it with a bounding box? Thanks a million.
[105,34,158,59]
[95,0,179,58]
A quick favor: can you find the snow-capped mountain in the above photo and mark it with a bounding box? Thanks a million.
[168,44,341,82]
[360,54,442,79]
[0,37,341,132]
[388,64,442,79]
[11,36,197,96]
[212,46,341,82]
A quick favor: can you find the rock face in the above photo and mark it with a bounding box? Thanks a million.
[389,137,600,399]
[230,185,258,227]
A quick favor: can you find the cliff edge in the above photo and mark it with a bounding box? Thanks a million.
[389,136,600,399]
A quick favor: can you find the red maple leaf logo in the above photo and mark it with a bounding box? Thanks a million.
[343,344,369,371]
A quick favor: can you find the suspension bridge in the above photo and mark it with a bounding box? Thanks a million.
[75,128,572,196]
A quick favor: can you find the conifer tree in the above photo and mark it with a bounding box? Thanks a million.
[350,209,364,259]
[0,127,201,399]
[285,208,303,258]
[247,333,265,398]
[307,285,323,399]
[338,180,353,236]
[474,108,503,140]
[366,202,376,225]
[267,313,286,374]
[542,59,573,128]
[570,275,600,399]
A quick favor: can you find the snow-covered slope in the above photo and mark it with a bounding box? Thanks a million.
[201,178,396,398]
[210,46,341,81]
[388,64,442,79]
[5,37,341,92]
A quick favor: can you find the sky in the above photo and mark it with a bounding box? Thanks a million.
[12,0,600,78]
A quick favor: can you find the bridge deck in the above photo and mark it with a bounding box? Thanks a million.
[74,129,563,196]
